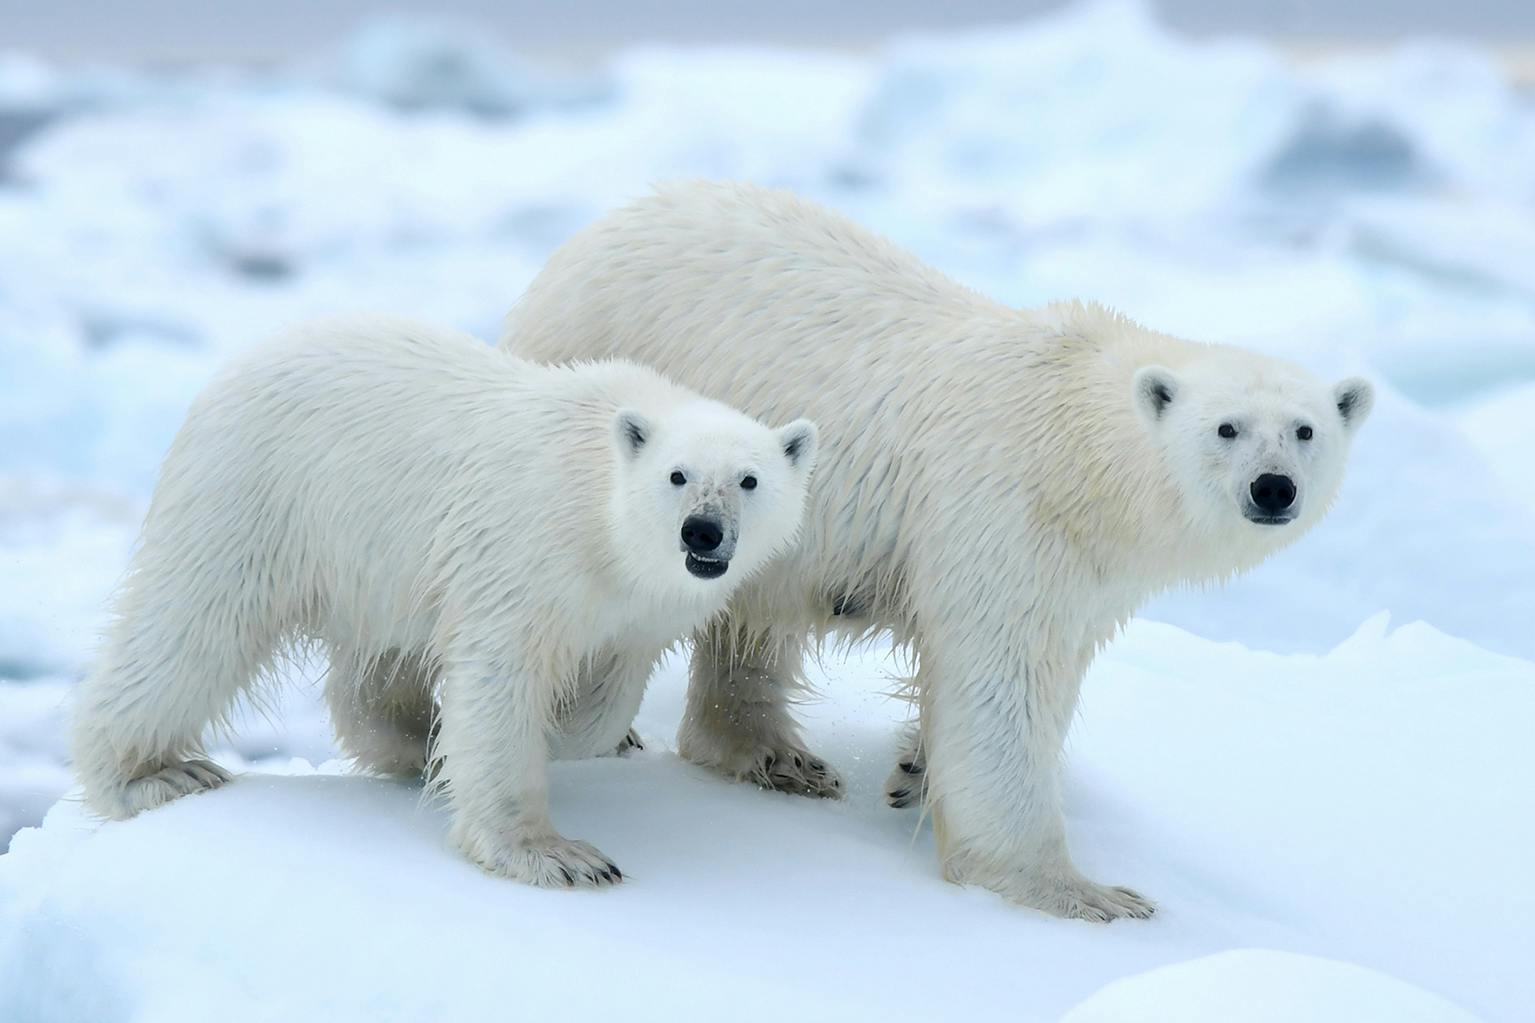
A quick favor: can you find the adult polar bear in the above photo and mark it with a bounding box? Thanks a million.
[502,182,1373,919]
[73,315,818,887]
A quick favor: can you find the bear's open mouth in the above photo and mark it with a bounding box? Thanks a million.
[685,554,729,579]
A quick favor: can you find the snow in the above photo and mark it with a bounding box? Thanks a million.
[2,621,1526,1021]
[1,0,1533,1016]
[1062,950,1480,1023]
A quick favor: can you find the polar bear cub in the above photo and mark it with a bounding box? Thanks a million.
[71,315,817,887]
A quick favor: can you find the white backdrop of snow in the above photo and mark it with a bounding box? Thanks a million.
[0,1,1532,1018]
[1061,950,1480,1023]
[3,622,1527,1021]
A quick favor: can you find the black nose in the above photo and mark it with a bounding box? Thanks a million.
[1250,473,1297,513]
[681,515,724,553]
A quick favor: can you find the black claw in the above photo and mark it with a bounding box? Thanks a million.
[890,788,910,800]
[559,868,574,885]
[631,738,644,751]
[898,761,923,774]
[611,865,622,881]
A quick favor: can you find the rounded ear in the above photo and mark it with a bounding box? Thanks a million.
[612,409,653,459]
[1132,365,1179,424]
[776,419,818,474]
[1333,377,1374,432]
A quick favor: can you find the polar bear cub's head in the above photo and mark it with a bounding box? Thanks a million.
[1132,352,1373,551]
[610,401,818,592]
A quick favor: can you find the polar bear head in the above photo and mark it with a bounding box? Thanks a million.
[1132,352,1373,557]
[609,402,818,592]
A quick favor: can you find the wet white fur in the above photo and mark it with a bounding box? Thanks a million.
[501,181,1373,918]
[71,314,817,887]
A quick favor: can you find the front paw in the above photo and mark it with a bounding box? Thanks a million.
[947,859,1156,922]
[1032,877,1155,922]
[681,733,842,798]
[751,746,843,797]
[884,753,927,808]
[453,824,623,888]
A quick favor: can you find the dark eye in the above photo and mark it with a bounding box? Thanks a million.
[1217,423,1237,439]
[740,475,757,490]
[1297,425,1314,441]
[669,471,686,486]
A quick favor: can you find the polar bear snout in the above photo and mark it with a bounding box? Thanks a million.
[1246,473,1298,524]
[681,514,724,553]
[681,513,734,578]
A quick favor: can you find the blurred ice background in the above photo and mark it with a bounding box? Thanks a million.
[1,2,1533,1018]
[0,0,1532,845]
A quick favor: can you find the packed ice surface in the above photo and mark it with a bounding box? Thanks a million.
[2,621,1527,1021]
[1,0,1533,1016]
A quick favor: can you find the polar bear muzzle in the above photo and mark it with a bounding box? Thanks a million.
[1245,473,1298,525]
[681,514,731,578]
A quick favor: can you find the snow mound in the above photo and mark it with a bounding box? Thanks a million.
[0,678,71,849]
[2,619,1528,1021]
[1063,949,1479,1023]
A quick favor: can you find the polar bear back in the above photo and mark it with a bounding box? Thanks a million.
[501,182,1353,639]
[507,183,1003,428]
[146,317,695,656]
[503,185,1176,626]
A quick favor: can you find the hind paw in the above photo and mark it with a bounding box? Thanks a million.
[116,759,231,817]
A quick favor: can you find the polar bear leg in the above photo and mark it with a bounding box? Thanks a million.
[436,653,621,887]
[923,634,1155,922]
[326,647,436,778]
[884,720,928,808]
[677,621,842,798]
[71,559,276,819]
[550,648,655,760]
